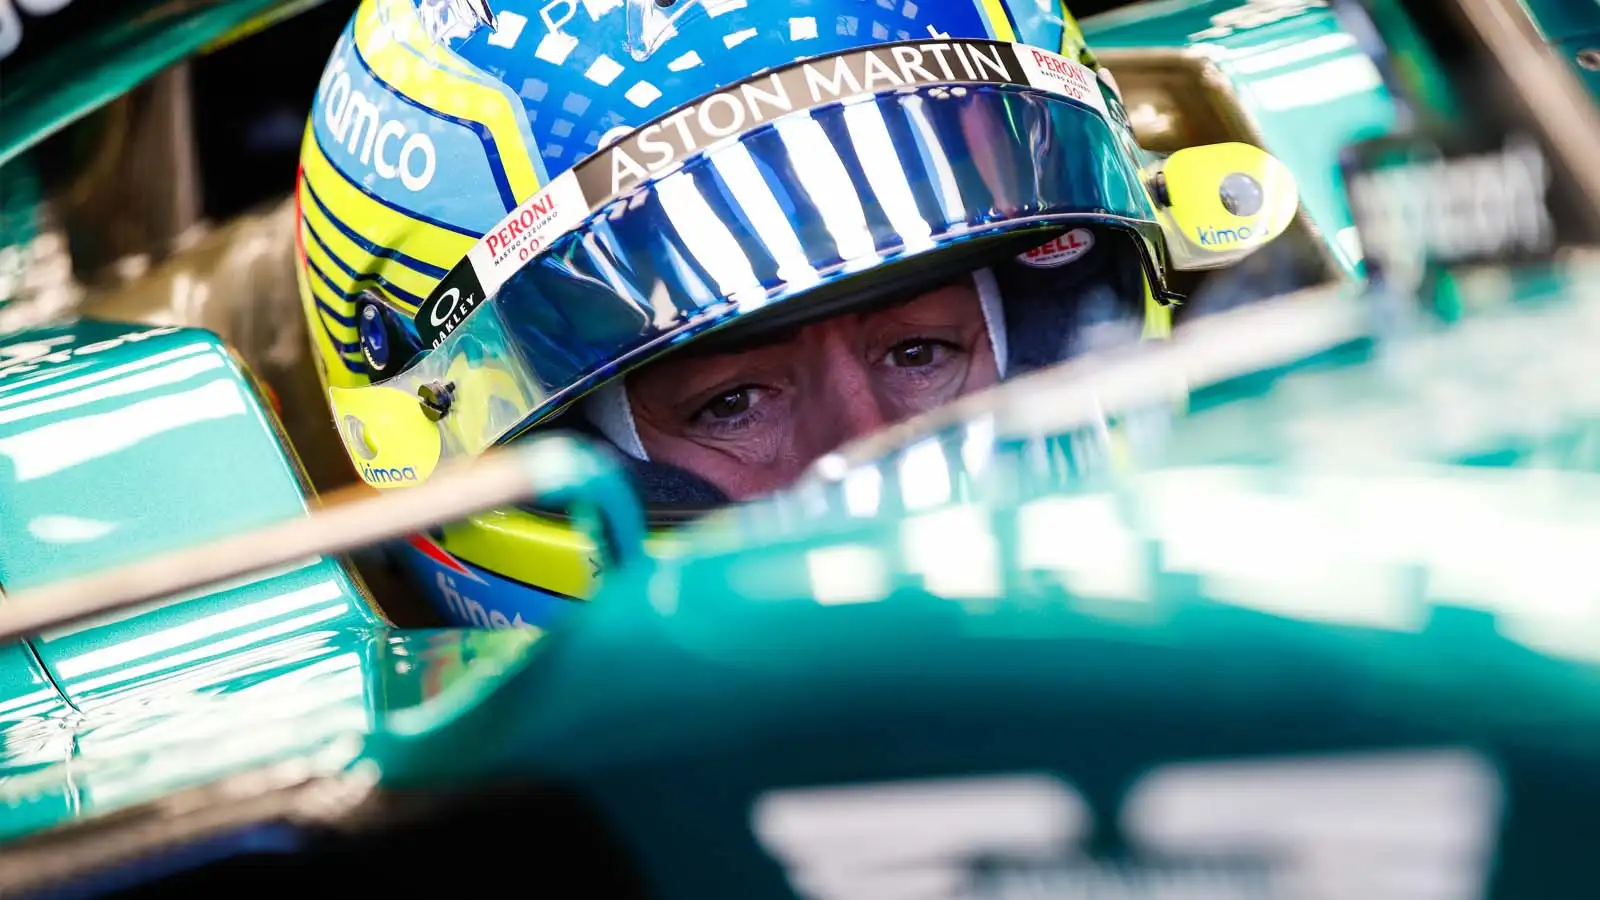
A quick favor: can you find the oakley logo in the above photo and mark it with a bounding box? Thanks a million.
[425,285,483,347]
[429,287,469,327]
[417,268,488,349]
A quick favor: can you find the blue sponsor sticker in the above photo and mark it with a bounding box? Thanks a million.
[394,534,581,629]
[311,26,515,231]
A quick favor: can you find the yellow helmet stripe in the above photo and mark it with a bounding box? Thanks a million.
[301,254,360,332]
[440,511,598,600]
[299,190,431,314]
[976,0,1018,41]
[299,137,473,279]
[296,255,366,380]
[1141,276,1173,340]
[1055,0,1091,61]
[357,0,543,203]
[297,259,365,362]
[439,508,682,600]
[300,252,374,358]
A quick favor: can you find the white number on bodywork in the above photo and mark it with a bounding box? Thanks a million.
[1189,0,1327,42]
[754,749,1502,900]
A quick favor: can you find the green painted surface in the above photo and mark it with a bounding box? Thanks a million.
[0,325,594,844]
[0,624,541,842]
[472,271,1600,899]
[1523,0,1600,41]
[1085,0,1398,276]
[0,323,314,585]
[0,319,380,702]
[3,273,1600,897]
[0,0,334,169]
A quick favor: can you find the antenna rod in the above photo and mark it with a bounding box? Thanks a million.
[0,443,556,644]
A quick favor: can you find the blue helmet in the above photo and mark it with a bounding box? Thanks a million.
[295,0,1292,625]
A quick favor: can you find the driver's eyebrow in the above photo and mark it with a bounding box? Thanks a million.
[683,323,805,360]
[678,276,973,361]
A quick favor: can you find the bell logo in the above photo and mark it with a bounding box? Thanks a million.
[318,55,437,191]
[1019,228,1095,268]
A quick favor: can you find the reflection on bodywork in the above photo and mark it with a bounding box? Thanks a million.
[0,356,245,484]
[0,620,542,843]
[0,624,372,842]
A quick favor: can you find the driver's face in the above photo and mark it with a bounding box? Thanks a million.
[628,279,998,499]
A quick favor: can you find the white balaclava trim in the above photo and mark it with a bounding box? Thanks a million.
[583,269,1009,461]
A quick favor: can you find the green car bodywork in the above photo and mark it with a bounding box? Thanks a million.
[8,267,1600,897]
[0,322,377,835]
[1081,0,1600,280]
[1083,0,1399,277]
[4,0,1599,304]
[1522,0,1600,97]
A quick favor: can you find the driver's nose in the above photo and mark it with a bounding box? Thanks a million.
[800,321,890,457]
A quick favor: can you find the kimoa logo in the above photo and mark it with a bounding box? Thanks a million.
[361,463,419,484]
[1194,223,1255,247]
[318,51,437,191]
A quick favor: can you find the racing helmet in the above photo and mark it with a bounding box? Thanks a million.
[294,0,1299,628]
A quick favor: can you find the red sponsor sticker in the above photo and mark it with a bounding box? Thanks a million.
[465,169,590,298]
[1018,228,1095,267]
[1015,49,1110,118]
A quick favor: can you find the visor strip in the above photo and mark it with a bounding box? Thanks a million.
[410,37,1113,349]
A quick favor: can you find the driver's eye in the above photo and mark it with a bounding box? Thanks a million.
[889,341,937,368]
[704,389,752,419]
